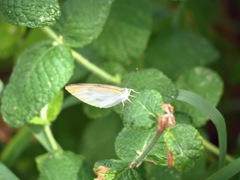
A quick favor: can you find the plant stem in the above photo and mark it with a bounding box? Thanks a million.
[43,125,59,151]
[131,131,162,167]
[71,50,120,84]
[203,138,235,163]
[41,26,63,44]
[41,27,120,84]
[1,127,32,167]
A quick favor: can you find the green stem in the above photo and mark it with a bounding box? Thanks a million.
[71,50,120,84]
[131,131,162,167]
[41,27,120,84]
[43,125,59,151]
[41,27,63,44]
[1,127,32,167]
[203,138,235,163]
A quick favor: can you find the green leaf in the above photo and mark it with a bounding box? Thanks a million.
[79,113,122,164]
[174,67,223,127]
[29,90,63,125]
[119,68,177,104]
[115,168,142,180]
[1,42,74,127]
[145,31,220,79]
[94,159,142,180]
[163,124,204,171]
[0,80,3,98]
[54,0,114,47]
[0,163,20,180]
[0,20,25,59]
[115,127,168,166]
[36,151,93,180]
[93,0,152,62]
[122,90,164,129]
[0,0,60,28]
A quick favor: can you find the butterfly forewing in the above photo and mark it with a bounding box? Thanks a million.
[65,84,129,108]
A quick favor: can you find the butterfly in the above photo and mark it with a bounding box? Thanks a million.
[65,84,136,108]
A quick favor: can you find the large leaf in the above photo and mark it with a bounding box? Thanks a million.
[93,0,152,62]
[145,31,220,79]
[54,0,114,47]
[1,42,74,127]
[0,0,60,28]
[174,67,223,127]
[36,151,93,180]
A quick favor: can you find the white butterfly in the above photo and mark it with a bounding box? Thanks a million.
[65,84,136,108]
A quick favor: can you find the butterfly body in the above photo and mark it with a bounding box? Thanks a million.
[65,84,132,108]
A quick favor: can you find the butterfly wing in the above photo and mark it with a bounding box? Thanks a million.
[65,84,126,108]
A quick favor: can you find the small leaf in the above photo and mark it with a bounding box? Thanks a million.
[54,0,114,47]
[122,90,164,129]
[36,151,93,180]
[174,67,223,127]
[93,0,152,62]
[163,124,204,171]
[145,31,220,79]
[94,159,142,180]
[1,42,74,127]
[0,163,20,180]
[0,0,60,28]
[29,90,63,125]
